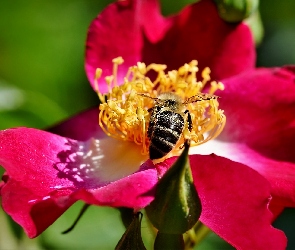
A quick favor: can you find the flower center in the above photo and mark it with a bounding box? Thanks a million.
[94,57,226,157]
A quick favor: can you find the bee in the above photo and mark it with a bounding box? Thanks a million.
[141,92,217,160]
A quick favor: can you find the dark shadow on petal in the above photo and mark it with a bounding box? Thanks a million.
[53,139,111,189]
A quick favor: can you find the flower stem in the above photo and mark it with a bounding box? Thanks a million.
[61,203,90,234]
[184,221,211,249]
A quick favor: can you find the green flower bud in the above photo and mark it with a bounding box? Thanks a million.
[146,140,202,234]
[213,0,259,22]
[154,232,184,250]
[115,212,146,250]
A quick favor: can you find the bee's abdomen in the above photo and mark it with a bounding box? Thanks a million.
[149,111,184,160]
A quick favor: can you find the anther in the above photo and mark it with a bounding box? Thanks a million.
[201,67,211,85]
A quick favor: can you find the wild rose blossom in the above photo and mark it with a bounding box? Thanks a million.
[83,0,295,219]
[0,0,294,249]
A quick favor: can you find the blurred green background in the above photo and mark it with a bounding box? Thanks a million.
[0,0,294,249]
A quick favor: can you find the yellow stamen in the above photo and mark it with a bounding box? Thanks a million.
[209,81,225,94]
[201,67,211,87]
[96,57,226,157]
[112,57,124,87]
[94,68,104,103]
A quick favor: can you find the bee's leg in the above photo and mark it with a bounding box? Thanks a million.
[181,110,192,147]
[185,110,193,132]
[147,107,156,139]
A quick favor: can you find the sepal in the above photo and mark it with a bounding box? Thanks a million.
[154,232,184,250]
[118,207,135,228]
[145,141,202,234]
[115,212,146,250]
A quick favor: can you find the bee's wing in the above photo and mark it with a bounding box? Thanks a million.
[184,93,218,104]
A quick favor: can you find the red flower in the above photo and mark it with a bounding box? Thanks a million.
[84,0,295,221]
[1,0,294,249]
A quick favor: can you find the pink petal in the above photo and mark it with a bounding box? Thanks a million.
[73,159,156,209]
[0,128,77,237]
[85,0,255,92]
[218,66,295,163]
[85,0,167,93]
[193,140,295,215]
[0,128,157,237]
[0,176,76,238]
[158,155,287,249]
[142,0,255,80]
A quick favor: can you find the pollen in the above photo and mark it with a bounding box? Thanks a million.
[95,57,226,156]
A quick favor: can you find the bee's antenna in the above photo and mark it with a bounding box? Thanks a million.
[138,93,157,100]
[183,94,219,104]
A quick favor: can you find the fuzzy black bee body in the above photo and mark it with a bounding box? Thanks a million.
[143,92,216,160]
[146,93,190,160]
[148,109,185,160]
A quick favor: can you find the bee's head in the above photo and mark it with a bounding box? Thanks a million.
[163,99,177,107]
[156,92,183,110]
